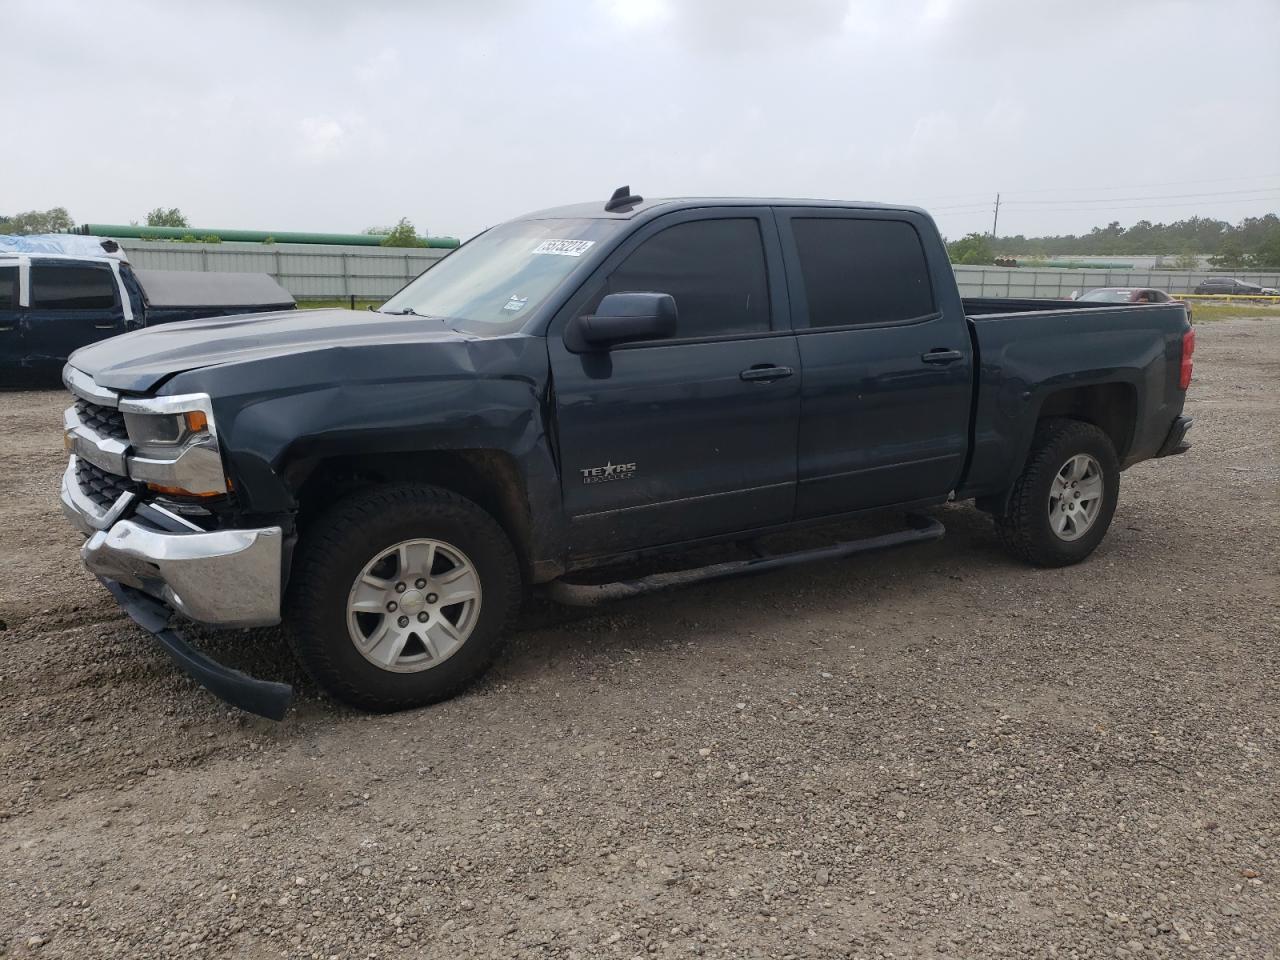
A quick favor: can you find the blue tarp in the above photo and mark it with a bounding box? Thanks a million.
[0,234,128,261]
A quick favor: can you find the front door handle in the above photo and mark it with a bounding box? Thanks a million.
[94,323,118,330]
[740,364,794,382]
[921,348,964,364]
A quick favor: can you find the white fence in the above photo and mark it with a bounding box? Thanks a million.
[118,238,1278,303]
[953,265,1280,299]
[118,239,448,301]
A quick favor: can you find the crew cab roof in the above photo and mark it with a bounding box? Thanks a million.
[518,197,931,222]
[0,251,123,265]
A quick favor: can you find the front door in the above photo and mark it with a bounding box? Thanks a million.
[548,210,800,561]
[775,209,974,519]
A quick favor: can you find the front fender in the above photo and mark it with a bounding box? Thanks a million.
[159,339,565,555]
[230,377,552,507]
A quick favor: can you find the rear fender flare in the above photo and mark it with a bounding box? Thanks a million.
[987,375,1141,513]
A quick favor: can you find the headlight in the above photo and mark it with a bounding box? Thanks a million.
[122,409,210,451]
[119,393,228,497]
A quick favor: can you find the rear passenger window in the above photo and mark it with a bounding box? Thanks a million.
[30,264,117,310]
[603,218,770,339]
[0,266,17,309]
[791,218,936,327]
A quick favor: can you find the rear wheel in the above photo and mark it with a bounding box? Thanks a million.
[994,418,1120,567]
[286,484,522,711]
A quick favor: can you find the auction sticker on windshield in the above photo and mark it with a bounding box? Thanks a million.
[532,239,595,257]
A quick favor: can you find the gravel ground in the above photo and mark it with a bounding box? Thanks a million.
[1,319,1277,959]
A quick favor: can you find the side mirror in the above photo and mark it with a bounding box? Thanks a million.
[565,292,677,351]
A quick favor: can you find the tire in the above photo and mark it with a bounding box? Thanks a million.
[994,418,1120,568]
[285,483,522,712]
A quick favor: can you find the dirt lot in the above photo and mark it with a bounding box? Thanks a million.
[1,319,1277,959]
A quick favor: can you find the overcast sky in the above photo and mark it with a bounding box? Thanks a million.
[7,0,1279,241]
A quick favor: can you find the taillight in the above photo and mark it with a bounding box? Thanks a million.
[1179,328,1195,390]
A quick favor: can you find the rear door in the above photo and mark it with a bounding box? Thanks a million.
[24,259,124,373]
[775,208,973,518]
[547,209,800,559]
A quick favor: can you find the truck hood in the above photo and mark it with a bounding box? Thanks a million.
[68,308,467,393]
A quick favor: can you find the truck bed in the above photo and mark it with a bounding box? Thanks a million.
[959,298,1192,502]
[133,269,295,324]
[962,296,1142,317]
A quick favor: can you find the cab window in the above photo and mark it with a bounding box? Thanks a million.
[602,218,771,339]
[0,266,17,309]
[30,263,117,310]
[790,218,936,327]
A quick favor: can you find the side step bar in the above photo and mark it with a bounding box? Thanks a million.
[544,515,945,607]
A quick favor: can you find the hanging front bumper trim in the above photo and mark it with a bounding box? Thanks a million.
[99,578,293,721]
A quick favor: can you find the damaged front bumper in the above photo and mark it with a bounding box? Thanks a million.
[61,456,293,719]
[61,457,284,628]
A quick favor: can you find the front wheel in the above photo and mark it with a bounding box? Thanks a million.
[994,418,1120,567]
[285,484,522,711]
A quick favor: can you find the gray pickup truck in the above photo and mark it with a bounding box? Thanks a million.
[58,190,1194,719]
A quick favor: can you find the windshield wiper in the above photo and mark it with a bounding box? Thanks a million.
[375,307,459,331]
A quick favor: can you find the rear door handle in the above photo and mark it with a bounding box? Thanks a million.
[921,349,964,364]
[94,323,118,330]
[740,364,794,382]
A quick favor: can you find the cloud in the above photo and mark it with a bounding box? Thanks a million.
[980,98,1027,139]
[355,48,403,88]
[599,0,672,28]
[295,117,348,162]
[599,0,851,50]
[3,0,1276,240]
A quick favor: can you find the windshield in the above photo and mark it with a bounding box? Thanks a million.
[379,218,622,335]
[1078,289,1134,302]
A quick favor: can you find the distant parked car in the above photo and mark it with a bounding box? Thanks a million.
[1192,277,1266,296]
[1076,287,1175,305]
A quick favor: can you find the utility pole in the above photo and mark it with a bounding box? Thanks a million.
[991,192,1001,238]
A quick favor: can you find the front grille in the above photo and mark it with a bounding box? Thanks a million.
[75,398,127,442]
[75,457,137,511]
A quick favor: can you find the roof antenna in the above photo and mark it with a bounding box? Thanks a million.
[604,184,643,213]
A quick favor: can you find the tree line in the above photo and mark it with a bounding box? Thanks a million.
[2,207,433,248]
[968,213,1280,270]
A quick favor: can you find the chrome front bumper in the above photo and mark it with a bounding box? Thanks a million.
[61,458,284,628]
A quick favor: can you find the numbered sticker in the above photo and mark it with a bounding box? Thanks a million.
[532,239,595,257]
